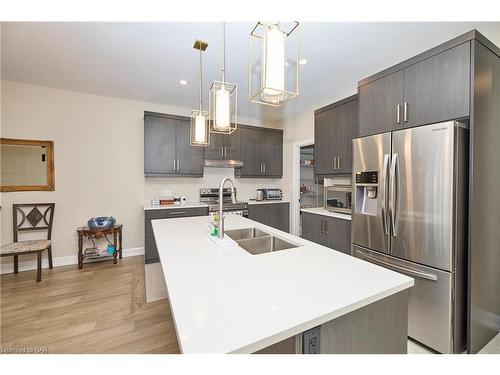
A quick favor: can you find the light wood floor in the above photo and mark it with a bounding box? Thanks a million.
[0,256,180,354]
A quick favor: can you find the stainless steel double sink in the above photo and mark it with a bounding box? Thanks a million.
[225,228,299,255]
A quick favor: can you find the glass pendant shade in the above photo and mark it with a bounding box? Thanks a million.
[210,81,237,134]
[190,110,209,146]
[190,39,210,147]
[210,23,237,135]
[249,21,299,107]
[261,25,286,103]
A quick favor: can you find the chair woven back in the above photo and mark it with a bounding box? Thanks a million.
[13,203,55,242]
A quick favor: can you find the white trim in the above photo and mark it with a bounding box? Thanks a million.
[292,138,315,236]
[0,247,145,274]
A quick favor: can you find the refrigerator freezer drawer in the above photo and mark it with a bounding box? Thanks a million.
[352,245,462,354]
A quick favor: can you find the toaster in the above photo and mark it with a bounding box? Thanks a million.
[261,188,282,200]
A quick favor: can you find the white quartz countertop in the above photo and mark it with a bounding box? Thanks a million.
[301,207,352,221]
[151,215,413,353]
[247,200,290,205]
[144,203,208,211]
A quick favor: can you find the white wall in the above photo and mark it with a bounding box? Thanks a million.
[0,81,282,272]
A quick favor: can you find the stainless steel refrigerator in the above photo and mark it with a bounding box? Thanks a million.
[351,121,469,354]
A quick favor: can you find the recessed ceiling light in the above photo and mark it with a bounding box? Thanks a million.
[299,58,308,65]
[180,79,188,85]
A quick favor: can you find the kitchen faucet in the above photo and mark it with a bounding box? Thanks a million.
[218,177,236,238]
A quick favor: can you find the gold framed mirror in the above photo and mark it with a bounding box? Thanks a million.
[1,138,55,192]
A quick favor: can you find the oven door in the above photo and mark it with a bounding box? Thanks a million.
[324,186,352,213]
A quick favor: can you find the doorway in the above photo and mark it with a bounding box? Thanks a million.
[295,144,323,237]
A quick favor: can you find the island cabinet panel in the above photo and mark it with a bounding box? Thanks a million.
[144,112,204,177]
[144,207,209,264]
[301,212,351,255]
[248,202,290,233]
[236,126,283,178]
[314,95,358,177]
[358,42,471,137]
[255,290,408,354]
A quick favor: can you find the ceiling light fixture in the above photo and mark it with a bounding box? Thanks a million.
[299,58,308,65]
[249,21,300,107]
[210,22,237,134]
[190,40,210,147]
[180,79,187,85]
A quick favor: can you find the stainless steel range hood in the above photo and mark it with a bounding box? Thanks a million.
[204,159,244,168]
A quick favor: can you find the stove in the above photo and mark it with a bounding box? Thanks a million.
[200,188,248,216]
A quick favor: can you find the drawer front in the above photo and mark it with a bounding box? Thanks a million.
[145,207,209,237]
[145,206,208,220]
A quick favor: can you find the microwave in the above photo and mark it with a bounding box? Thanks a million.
[324,185,352,214]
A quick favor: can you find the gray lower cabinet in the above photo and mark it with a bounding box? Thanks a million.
[248,202,290,233]
[236,126,283,178]
[314,95,358,177]
[144,112,204,177]
[301,212,351,255]
[144,207,209,264]
[358,42,471,137]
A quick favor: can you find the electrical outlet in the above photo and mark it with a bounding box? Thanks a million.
[302,326,321,354]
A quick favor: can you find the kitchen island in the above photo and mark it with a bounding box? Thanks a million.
[151,215,413,353]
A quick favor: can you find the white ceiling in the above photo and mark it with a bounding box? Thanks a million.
[2,22,499,123]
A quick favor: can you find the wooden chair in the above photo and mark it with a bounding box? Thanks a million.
[0,203,55,282]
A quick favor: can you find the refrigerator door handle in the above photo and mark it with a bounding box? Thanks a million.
[356,250,438,282]
[389,153,399,237]
[381,154,390,235]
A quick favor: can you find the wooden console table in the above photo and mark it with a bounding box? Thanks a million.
[77,224,123,269]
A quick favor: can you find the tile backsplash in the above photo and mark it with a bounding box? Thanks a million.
[144,167,283,206]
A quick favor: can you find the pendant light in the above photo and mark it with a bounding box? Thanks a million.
[210,22,237,134]
[249,21,300,107]
[190,39,210,147]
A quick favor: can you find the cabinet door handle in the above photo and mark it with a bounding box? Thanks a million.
[337,157,341,171]
[263,163,266,173]
[177,159,180,171]
[404,102,408,123]
[221,147,224,157]
[396,104,401,124]
[320,219,324,234]
[173,159,176,171]
[333,155,336,170]
[169,211,187,215]
[260,163,262,173]
[324,220,328,234]
[224,147,227,157]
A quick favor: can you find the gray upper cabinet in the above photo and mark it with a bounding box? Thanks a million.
[358,71,403,137]
[403,42,470,128]
[144,114,176,175]
[236,126,283,178]
[203,128,242,161]
[144,112,204,177]
[175,118,204,175]
[314,95,358,176]
[358,42,471,137]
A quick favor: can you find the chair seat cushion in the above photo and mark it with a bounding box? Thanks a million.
[1,240,51,254]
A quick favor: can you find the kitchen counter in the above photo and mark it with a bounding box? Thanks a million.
[144,203,208,210]
[151,215,413,353]
[301,207,351,221]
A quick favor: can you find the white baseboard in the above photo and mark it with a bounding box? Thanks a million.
[0,247,145,274]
